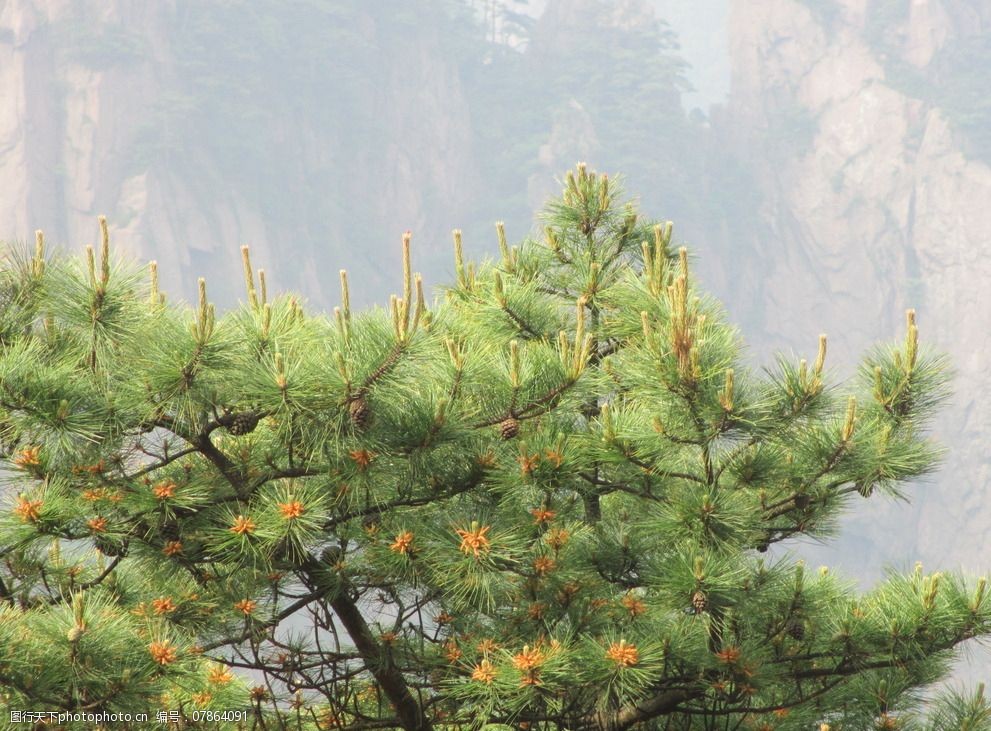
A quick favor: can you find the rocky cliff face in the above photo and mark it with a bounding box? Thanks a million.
[723,0,991,677]
[0,0,478,310]
[0,0,697,308]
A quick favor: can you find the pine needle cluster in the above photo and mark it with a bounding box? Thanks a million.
[0,168,988,730]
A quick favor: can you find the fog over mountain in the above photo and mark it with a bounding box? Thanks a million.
[2,0,989,682]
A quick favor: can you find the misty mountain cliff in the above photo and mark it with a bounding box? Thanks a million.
[722,0,991,582]
[0,0,711,311]
[0,1,483,309]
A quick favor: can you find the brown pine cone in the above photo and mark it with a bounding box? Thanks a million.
[787,619,806,641]
[227,411,260,436]
[348,395,372,430]
[499,417,520,440]
[691,590,708,615]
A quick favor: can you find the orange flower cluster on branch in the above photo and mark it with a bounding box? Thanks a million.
[476,638,499,654]
[12,446,41,468]
[207,665,234,685]
[87,516,108,533]
[229,515,256,535]
[152,597,176,615]
[621,593,647,617]
[545,528,570,551]
[349,449,376,470]
[456,522,492,558]
[715,646,742,665]
[278,500,305,520]
[533,556,556,576]
[443,640,462,663]
[605,640,639,667]
[13,497,43,523]
[530,507,555,524]
[471,659,497,684]
[518,452,541,476]
[72,460,105,475]
[149,641,178,666]
[390,530,415,555]
[512,645,545,686]
[152,481,176,500]
[234,599,257,615]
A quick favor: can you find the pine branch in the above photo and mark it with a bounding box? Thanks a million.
[76,555,123,590]
[324,575,433,731]
[500,301,543,339]
[351,339,411,402]
[323,467,486,531]
[122,445,200,479]
[191,431,248,498]
[575,688,704,731]
[199,589,327,653]
[152,413,249,497]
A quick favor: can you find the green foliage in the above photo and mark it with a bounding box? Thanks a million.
[0,166,986,730]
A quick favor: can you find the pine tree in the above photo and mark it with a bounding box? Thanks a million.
[1,171,989,730]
